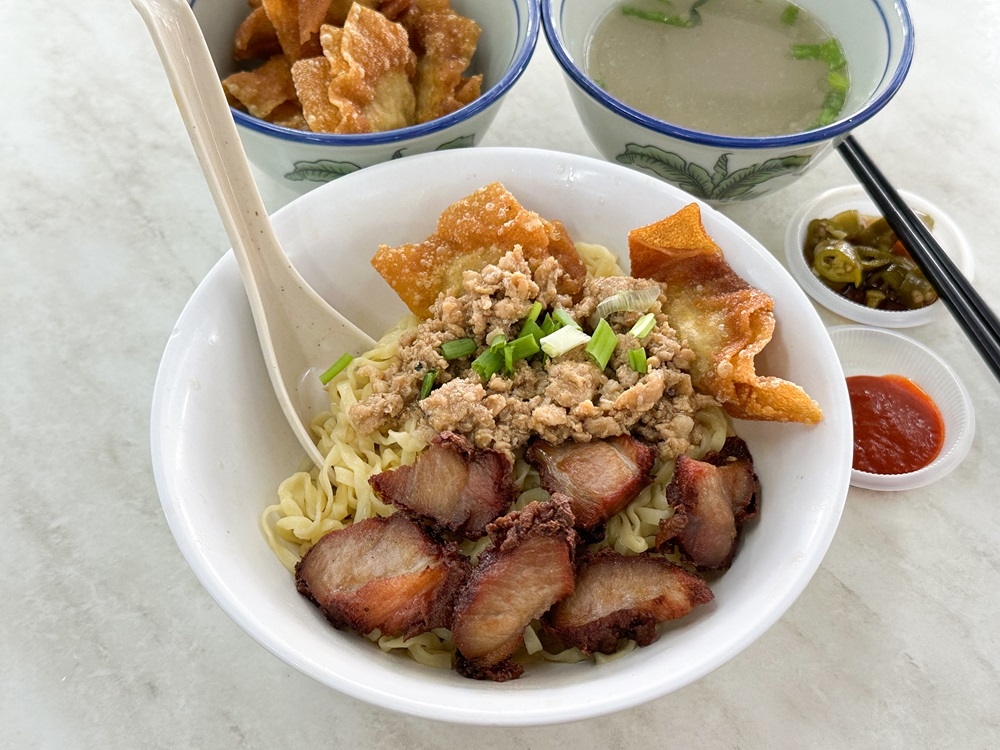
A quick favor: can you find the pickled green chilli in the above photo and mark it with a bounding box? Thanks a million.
[803,210,938,311]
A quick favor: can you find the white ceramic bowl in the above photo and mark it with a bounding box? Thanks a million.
[191,0,538,196]
[785,185,974,327]
[828,326,975,491]
[150,147,852,725]
[541,0,914,203]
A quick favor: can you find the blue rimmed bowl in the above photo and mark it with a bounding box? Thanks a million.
[192,0,539,197]
[541,0,914,203]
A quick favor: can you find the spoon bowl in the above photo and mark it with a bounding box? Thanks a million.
[132,0,375,468]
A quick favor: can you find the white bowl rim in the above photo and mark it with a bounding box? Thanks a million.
[150,146,852,725]
[784,184,974,328]
[192,0,541,145]
[540,0,915,149]
[828,325,976,491]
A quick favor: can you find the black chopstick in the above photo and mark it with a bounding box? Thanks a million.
[836,134,1000,383]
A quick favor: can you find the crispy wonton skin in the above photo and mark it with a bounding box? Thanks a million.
[410,9,482,123]
[371,182,587,317]
[223,54,297,120]
[629,203,822,425]
[321,5,417,133]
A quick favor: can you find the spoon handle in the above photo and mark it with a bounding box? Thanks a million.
[132,0,374,469]
[130,0,371,343]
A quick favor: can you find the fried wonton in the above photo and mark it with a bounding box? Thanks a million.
[629,203,823,425]
[371,182,588,317]
[409,9,482,123]
[321,5,417,133]
[233,6,282,62]
[290,55,343,132]
[223,54,298,120]
[261,0,322,60]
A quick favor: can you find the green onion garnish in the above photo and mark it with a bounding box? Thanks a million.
[552,308,581,330]
[791,38,846,70]
[540,313,558,337]
[520,318,545,345]
[507,333,541,363]
[826,69,850,94]
[488,332,508,351]
[503,345,514,375]
[441,337,476,360]
[419,370,437,399]
[539,326,591,358]
[629,312,657,339]
[471,348,504,381]
[623,0,707,28]
[586,318,618,370]
[595,286,660,320]
[627,347,648,374]
[524,301,543,325]
[780,4,799,25]
[319,353,353,385]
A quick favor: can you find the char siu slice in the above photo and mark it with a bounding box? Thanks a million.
[543,549,713,654]
[369,432,516,539]
[295,512,468,639]
[656,436,760,570]
[526,434,656,530]
[451,496,577,681]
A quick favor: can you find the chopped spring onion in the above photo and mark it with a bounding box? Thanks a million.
[827,69,850,94]
[539,325,591,358]
[471,348,504,381]
[552,308,581,330]
[319,353,353,385]
[441,337,476,360]
[419,370,437,399]
[627,347,648,374]
[622,0,707,28]
[780,4,799,25]
[507,333,540,364]
[519,318,545,345]
[524,301,543,325]
[540,313,558,337]
[594,286,661,320]
[629,312,657,339]
[586,318,618,370]
[791,39,846,70]
[487,330,507,349]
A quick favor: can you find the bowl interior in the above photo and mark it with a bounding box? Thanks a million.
[544,0,912,138]
[150,147,852,725]
[191,0,535,136]
[828,326,975,491]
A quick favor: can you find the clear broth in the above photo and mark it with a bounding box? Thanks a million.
[586,0,847,137]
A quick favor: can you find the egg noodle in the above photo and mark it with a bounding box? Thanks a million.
[261,244,732,667]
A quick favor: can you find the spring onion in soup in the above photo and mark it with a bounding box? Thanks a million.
[587,0,850,136]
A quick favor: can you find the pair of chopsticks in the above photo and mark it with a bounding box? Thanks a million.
[837,135,1000,384]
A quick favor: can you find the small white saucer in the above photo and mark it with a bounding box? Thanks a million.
[828,326,975,491]
[785,186,973,328]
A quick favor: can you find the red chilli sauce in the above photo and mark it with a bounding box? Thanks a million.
[846,374,945,475]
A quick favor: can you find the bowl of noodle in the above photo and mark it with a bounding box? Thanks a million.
[150,147,852,725]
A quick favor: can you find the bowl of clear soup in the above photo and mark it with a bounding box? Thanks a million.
[541,0,914,202]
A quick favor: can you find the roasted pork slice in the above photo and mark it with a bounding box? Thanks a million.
[656,436,760,570]
[451,496,578,681]
[295,512,468,639]
[369,431,516,539]
[526,434,657,530]
[543,549,714,654]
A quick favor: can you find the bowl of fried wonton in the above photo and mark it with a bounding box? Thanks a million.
[192,0,538,197]
[150,147,852,725]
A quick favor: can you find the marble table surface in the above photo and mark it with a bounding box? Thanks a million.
[2,0,998,747]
